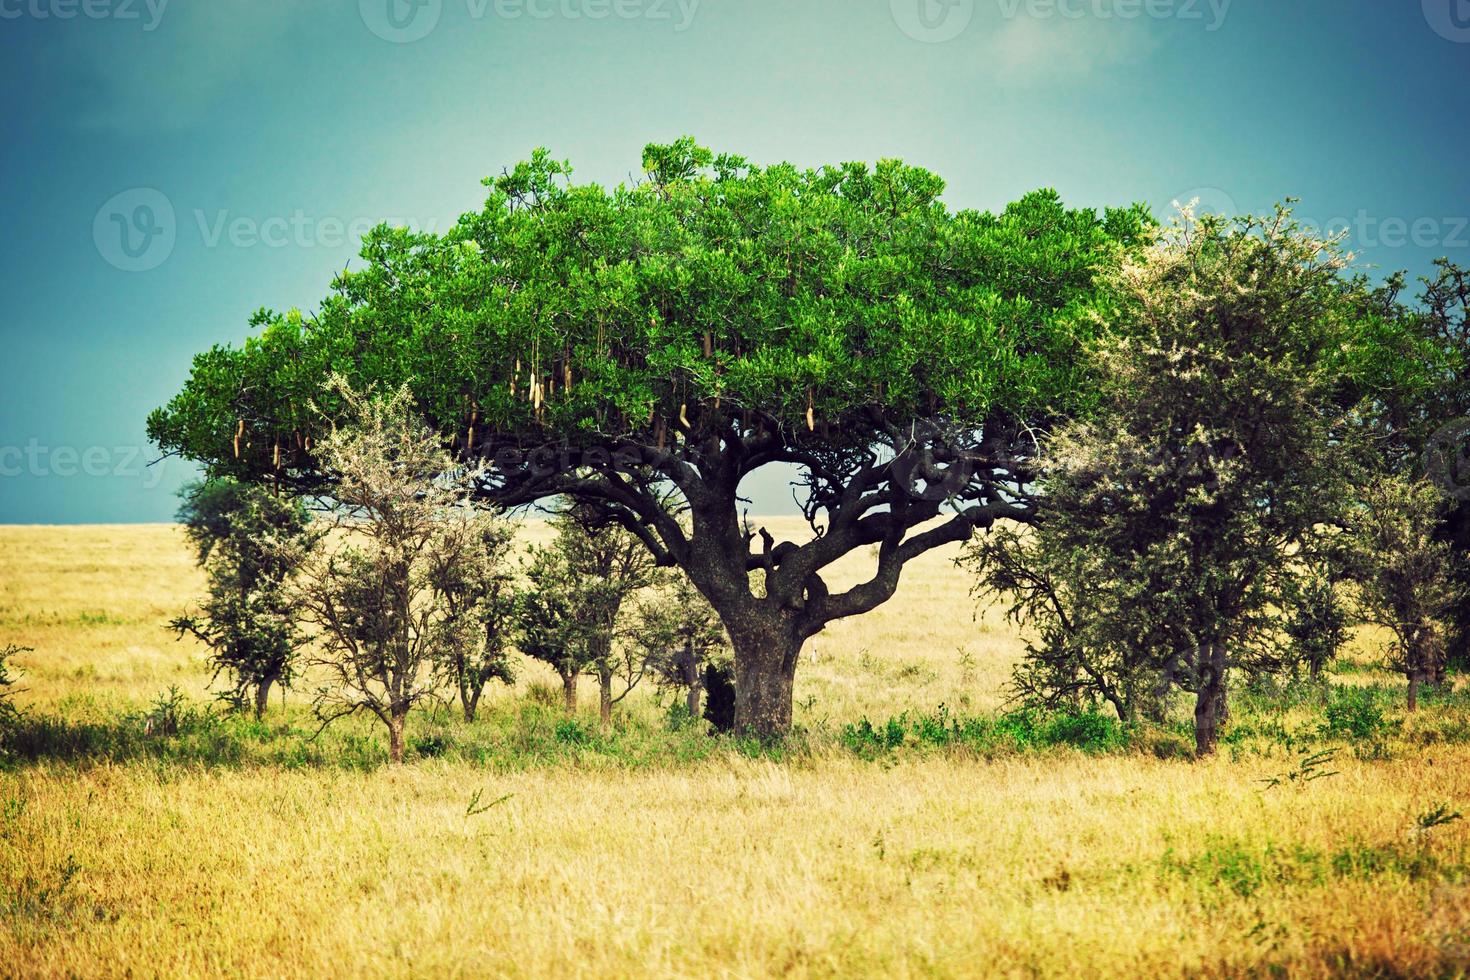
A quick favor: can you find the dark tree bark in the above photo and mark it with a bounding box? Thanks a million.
[253,672,277,720]
[477,413,1035,738]
[1193,645,1228,757]
[598,666,613,727]
[702,663,736,733]
[681,640,702,719]
[1404,626,1445,712]
[559,668,579,713]
[726,611,804,738]
[458,674,482,723]
[387,709,407,764]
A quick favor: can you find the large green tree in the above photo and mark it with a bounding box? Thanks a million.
[149,139,1149,736]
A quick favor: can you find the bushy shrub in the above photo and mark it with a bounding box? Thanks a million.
[839,707,1128,758]
[0,645,29,755]
[1322,688,1392,741]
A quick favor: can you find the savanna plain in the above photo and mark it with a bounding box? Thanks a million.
[3,522,1470,978]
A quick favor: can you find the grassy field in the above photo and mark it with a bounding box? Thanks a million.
[3,524,1470,977]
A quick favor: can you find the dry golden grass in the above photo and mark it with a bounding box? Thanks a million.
[3,523,1470,978]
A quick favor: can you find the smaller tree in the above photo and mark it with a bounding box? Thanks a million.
[0,645,28,745]
[965,206,1373,756]
[425,517,519,722]
[960,520,1172,724]
[517,546,589,712]
[1279,559,1352,681]
[635,572,730,723]
[171,478,315,717]
[290,379,492,763]
[517,503,661,725]
[1346,474,1464,710]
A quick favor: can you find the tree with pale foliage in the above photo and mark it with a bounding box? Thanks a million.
[288,378,500,763]
[424,517,519,722]
[966,205,1386,756]
[1345,474,1463,710]
[516,546,588,712]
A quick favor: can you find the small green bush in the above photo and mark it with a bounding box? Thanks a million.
[1321,688,1393,741]
[553,717,592,746]
[839,707,1128,758]
[0,645,30,752]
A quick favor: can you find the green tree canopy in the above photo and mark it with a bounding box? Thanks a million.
[150,138,1151,736]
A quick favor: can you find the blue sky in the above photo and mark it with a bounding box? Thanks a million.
[2,0,1468,523]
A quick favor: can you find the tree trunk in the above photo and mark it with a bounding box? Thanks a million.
[560,669,578,712]
[460,680,480,723]
[458,658,483,722]
[1194,645,1228,758]
[1405,628,1437,712]
[682,640,702,719]
[686,677,702,720]
[1428,628,1447,688]
[598,667,613,727]
[387,710,407,764]
[253,674,275,720]
[729,615,803,738]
